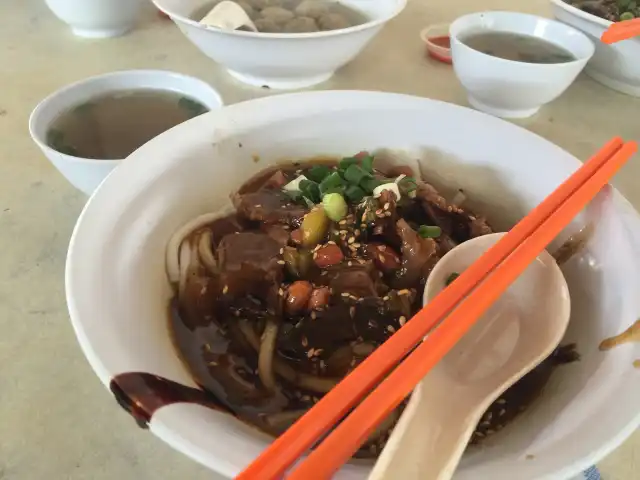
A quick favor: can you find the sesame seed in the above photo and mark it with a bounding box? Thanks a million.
[204,343,212,351]
[313,252,318,259]
[349,245,357,252]
[234,310,241,317]
[339,220,347,225]
[307,348,315,358]
[301,394,311,401]
[398,289,410,296]
[383,296,390,301]
[499,409,506,417]
[311,311,317,320]
[302,336,308,347]
[387,325,396,333]
[485,412,493,421]
[480,421,490,427]
[279,248,284,254]
[350,358,356,366]
[255,204,262,208]
[278,288,284,296]
[486,429,495,435]
[349,306,356,318]
[383,202,390,210]
[277,260,285,265]
[314,348,323,357]
[341,292,350,297]
[469,215,477,221]
[475,432,485,438]
[348,237,355,244]
[496,398,506,405]
[354,229,360,236]
[328,240,336,245]
[399,316,406,326]
[385,211,392,217]
[379,245,387,251]
[352,242,361,248]
[319,360,326,369]
[348,261,353,266]
[222,285,229,294]
[321,271,328,276]
[358,259,366,265]
[208,361,218,366]
[361,213,367,222]
[378,254,386,263]
[313,245,322,252]
[368,320,375,328]
[339,229,348,235]
[375,209,383,215]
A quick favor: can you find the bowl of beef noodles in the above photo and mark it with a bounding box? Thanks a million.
[66,91,640,479]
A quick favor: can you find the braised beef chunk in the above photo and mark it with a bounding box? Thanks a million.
[233,190,306,224]
[328,264,378,298]
[416,182,492,244]
[393,219,437,288]
[215,232,283,305]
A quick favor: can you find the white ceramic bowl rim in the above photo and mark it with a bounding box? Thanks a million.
[549,0,613,27]
[28,69,224,164]
[450,10,596,67]
[152,0,407,40]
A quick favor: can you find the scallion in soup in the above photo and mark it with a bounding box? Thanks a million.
[461,31,576,64]
[46,89,209,159]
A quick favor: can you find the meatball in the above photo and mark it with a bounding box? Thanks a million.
[261,6,295,24]
[245,0,267,10]
[254,18,282,32]
[283,16,319,32]
[294,0,329,19]
[318,12,351,30]
[237,0,257,19]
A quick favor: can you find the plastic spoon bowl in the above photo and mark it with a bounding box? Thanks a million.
[199,0,257,32]
[369,232,571,480]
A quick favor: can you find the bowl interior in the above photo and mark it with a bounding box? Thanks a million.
[66,91,640,480]
[450,11,595,61]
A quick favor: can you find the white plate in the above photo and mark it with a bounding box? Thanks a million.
[66,91,640,480]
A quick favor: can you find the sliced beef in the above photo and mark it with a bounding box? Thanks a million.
[416,182,492,244]
[232,190,306,225]
[328,264,379,298]
[392,219,437,288]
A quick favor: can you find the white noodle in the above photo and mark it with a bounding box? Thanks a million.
[166,204,234,284]
[178,240,191,299]
[198,230,217,273]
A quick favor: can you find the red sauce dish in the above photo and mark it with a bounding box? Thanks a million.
[420,25,452,64]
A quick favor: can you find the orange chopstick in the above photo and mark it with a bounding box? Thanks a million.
[288,140,637,478]
[236,137,627,480]
[601,18,640,44]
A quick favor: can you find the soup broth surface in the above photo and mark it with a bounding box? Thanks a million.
[46,89,209,159]
[461,31,576,64]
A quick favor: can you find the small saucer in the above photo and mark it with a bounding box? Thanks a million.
[420,24,452,64]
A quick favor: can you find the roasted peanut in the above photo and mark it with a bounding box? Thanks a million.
[313,244,344,268]
[308,287,331,310]
[286,281,313,315]
[367,242,401,272]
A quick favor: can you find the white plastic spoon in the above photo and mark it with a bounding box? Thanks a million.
[369,232,571,480]
[200,0,258,32]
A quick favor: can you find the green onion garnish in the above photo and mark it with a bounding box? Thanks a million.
[307,165,331,183]
[418,225,442,238]
[445,272,459,286]
[345,185,367,202]
[360,155,375,173]
[320,172,344,193]
[343,164,370,185]
[299,179,321,203]
[339,157,359,170]
[360,177,384,193]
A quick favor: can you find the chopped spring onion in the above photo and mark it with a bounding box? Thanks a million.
[360,155,375,173]
[344,185,367,202]
[445,272,460,286]
[343,164,371,184]
[339,156,359,170]
[299,179,321,203]
[283,174,309,192]
[418,225,441,238]
[360,176,384,193]
[320,172,344,193]
[323,193,348,221]
[307,165,332,183]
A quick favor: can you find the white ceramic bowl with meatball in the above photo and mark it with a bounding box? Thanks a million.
[66,91,640,479]
[152,0,406,89]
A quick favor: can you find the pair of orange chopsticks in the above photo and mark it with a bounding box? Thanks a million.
[237,137,637,480]
[601,18,640,44]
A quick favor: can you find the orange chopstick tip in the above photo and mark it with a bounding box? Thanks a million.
[601,18,640,44]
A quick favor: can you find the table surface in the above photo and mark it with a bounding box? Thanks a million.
[1,0,638,478]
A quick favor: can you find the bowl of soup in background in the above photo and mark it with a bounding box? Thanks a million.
[152,0,406,90]
[29,70,223,196]
[450,11,595,119]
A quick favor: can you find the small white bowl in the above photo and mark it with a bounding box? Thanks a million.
[44,0,145,38]
[29,70,223,196]
[450,11,595,119]
[152,0,406,89]
[550,0,640,97]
